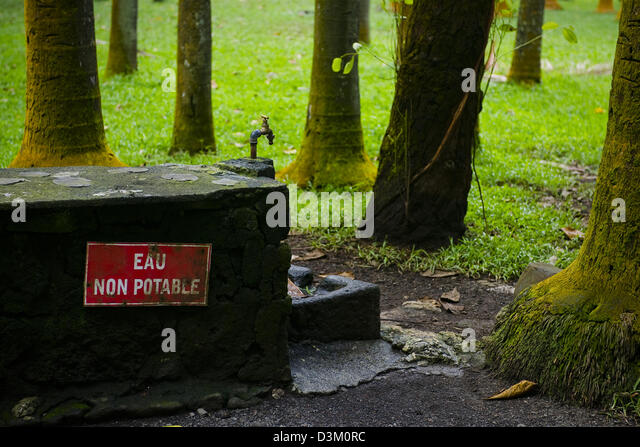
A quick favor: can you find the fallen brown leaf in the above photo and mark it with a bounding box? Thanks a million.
[296,249,325,261]
[318,271,354,279]
[487,380,538,400]
[441,288,461,303]
[561,226,585,240]
[439,300,464,314]
[420,269,458,278]
[402,298,441,312]
[287,279,306,299]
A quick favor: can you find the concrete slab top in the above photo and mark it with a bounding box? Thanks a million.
[0,164,284,210]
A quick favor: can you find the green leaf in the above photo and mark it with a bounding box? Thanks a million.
[331,57,342,73]
[562,26,578,44]
[343,55,355,75]
[404,0,413,4]
[499,24,517,33]
[542,22,560,31]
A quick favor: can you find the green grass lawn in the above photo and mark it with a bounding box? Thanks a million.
[0,0,621,280]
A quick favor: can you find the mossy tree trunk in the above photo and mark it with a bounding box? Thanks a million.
[486,0,640,406]
[508,0,545,84]
[171,0,216,155]
[597,0,615,12]
[545,0,563,10]
[372,0,494,245]
[277,0,376,189]
[105,0,138,77]
[10,0,124,168]
[359,0,371,44]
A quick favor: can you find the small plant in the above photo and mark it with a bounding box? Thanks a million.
[608,378,640,423]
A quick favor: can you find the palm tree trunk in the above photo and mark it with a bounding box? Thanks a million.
[597,0,615,13]
[106,0,138,77]
[359,0,371,44]
[171,0,216,155]
[508,0,545,84]
[277,0,375,189]
[10,0,123,168]
[545,0,563,10]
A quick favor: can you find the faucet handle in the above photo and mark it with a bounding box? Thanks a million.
[260,114,270,129]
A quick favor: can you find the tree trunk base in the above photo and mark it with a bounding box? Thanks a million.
[276,153,376,190]
[9,146,125,168]
[545,0,563,10]
[507,69,542,85]
[485,265,640,406]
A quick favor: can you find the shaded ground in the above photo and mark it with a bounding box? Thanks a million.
[99,369,623,427]
[290,234,515,339]
[93,234,633,427]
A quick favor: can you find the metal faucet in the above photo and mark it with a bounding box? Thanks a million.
[249,115,274,159]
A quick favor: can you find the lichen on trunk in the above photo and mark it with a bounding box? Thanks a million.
[508,0,545,84]
[171,0,216,155]
[10,0,124,168]
[277,0,376,189]
[372,0,494,246]
[486,0,640,406]
[105,0,138,77]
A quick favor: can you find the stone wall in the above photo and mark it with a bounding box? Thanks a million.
[0,161,291,408]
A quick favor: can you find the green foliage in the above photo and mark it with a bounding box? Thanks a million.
[562,25,578,44]
[331,57,343,73]
[609,378,640,423]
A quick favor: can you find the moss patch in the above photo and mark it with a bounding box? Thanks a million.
[485,278,640,406]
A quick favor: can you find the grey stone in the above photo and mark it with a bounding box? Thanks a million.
[53,177,92,187]
[42,400,91,425]
[289,339,409,395]
[381,325,459,365]
[288,264,313,288]
[11,396,40,418]
[0,178,26,185]
[107,167,149,173]
[0,165,284,211]
[212,178,239,186]
[216,157,275,179]
[271,388,285,399]
[380,324,484,370]
[52,171,80,178]
[289,275,380,342]
[18,171,50,177]
[196,408,208,416]
[161,173,198,182]
[514,262,562,297]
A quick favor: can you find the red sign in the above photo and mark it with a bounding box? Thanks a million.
[84,242,212,306]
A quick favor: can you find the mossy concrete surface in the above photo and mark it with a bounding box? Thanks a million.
[0,163,291,425]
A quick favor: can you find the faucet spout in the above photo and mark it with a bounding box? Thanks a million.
[249,115,275,159]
